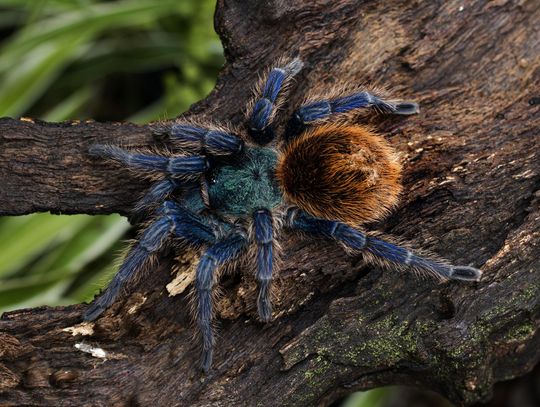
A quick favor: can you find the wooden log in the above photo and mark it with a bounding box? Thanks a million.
[0,0,539,405]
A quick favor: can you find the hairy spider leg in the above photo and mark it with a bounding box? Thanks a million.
[196,232,249,372]
[285,91,420,140]
[248,58,303,144]
[167,124,244,156]
[132,178,184,216]
[133,125,244,216]
[89,144,208,177]
[286,208,482,281]
[253,209,274,322]
[84,201,217,321]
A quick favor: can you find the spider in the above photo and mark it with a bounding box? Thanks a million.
[84,57,482,372]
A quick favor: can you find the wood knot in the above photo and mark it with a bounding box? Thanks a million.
[51,369,80,388]
[24,360,51,388]
[0,333,33,360]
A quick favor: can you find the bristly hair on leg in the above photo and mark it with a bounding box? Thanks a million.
[151,119,245,157]
[88,144,209,180]
[283,84,420,141]
[246,57,303,123]
[246,57,304,144]
[84,215,175,321]
[346,230,480,282]
[300,83,419,118]
[191,231,248,372]
[285,208,482,282]
[132,178,183,218]
[246,209,284,322]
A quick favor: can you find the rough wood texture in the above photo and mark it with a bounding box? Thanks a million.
[1,0,539,406]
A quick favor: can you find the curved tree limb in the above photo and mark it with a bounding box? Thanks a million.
[1,0,539,406]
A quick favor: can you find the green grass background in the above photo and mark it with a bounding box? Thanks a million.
[0,0,222,312]
[0,2,398,406]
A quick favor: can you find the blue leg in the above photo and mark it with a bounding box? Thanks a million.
[89,144,208,177]
[285,208,482,281]
[285,91,419,140]
[248,58,303,144]
[166,124,244,157]
[133,178,183,215]
[84,201,217,322]
[253,209,274,322]
[196,232,248,372]
[161,201,217,245]
[132,179,207,222]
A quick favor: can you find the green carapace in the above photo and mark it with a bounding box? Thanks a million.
[207,146,283,216]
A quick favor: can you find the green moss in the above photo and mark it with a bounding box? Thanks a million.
[290,280,540,406]
[433,282,540,400]
[481,282,540,322]
[304,354,331,383]
[292,314,427,406]
[505,322,535,342]
[292,354,334,405]
[340,315,420,366]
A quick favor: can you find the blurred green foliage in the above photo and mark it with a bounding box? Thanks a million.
[0,0,223,312]
[342,388,391,407]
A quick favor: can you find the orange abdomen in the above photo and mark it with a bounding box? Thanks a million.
[277,124,402,226]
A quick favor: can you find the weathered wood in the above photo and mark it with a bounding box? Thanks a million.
[0,0,539,406]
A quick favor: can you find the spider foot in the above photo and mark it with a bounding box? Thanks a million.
[393,101,420,115]
[88,143,110,157]
[256,279,273,322]
[449,266,482,281]
[283,57,304,76]
[201,348,213,374]
[257,296,273,323]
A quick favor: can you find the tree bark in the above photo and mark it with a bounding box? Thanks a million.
[0,0,539,406]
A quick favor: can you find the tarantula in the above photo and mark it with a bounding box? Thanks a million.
[85,58,482,372]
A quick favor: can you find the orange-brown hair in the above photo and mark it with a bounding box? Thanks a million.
[277,124,402,226]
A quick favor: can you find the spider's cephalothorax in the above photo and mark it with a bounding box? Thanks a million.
[85,58,482,372]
